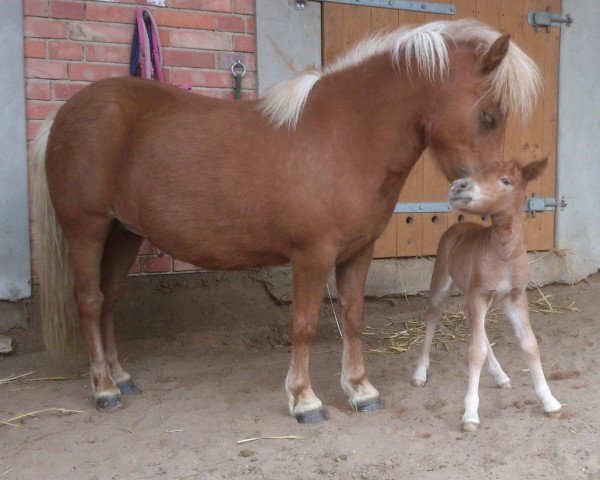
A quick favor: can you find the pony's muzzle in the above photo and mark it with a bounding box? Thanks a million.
[449,179,474,207]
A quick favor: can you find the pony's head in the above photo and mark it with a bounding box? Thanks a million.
[448,157,548,216]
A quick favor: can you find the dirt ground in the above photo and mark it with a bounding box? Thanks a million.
[1,272,599,480]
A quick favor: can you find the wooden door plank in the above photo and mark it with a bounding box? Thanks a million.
[540,0,561,250]
[322,4,345,66]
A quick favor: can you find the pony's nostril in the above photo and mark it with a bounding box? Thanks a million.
[459,181,468,190]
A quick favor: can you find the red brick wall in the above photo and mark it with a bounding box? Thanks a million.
[25,0,257,277]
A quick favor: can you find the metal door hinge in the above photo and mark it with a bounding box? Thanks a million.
[295,0,456,15]
[528,8,572,32]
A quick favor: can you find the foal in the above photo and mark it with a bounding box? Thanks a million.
[411,158,562,431]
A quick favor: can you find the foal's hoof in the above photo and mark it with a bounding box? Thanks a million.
[356,398,383,413]
[497,381,513,390]
[117,379,141,396]
[545,409,562,419]
[411,378,426,387]
[461,422,478,432]
[295,408,327,424]
[96,394,123,411]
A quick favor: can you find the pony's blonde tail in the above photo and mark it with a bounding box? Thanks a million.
[33,119,82,357]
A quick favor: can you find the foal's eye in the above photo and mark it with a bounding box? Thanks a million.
[500,177,511,186]
[481,111,496,129]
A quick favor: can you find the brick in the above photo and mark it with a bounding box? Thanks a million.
[85,4,136,23]
[233,35,255,53]
[23,0,49,17]
[216,15,245,33]
[27,101,62,120]
[141,255,173,273]
[87,44,131,64]
[172,69,232,88]
[69,63,129,81]
[245,17,255,34]
[233,0,255,14]
[68,22,133,44]
[24,40,46,59]
[49,41,83,60]
[138,240,158,256]
[170,30,230,50]
[50,1,85,20]
[25,58,67,79]
[163,49,215,69]
[24,18,68,39]
[26,81,52,100]
[54,82,88,101]
[191,88,221,98]
[173,260,201,272]
[170,0,232,13]
[155,10,215,30]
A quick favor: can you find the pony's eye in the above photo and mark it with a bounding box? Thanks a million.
[501,177,511,186]
[481,111,496,128]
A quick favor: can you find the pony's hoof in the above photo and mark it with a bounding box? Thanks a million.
[462,422,478,432]
[96,394,123,411]
[497,381,513,390]
[411,378,426,387]
[117,379,140,396]
[356,398,383,412]
[545,409,562,418]
[295,409,327,424]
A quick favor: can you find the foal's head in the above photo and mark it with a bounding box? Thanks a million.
[448,157,548,216]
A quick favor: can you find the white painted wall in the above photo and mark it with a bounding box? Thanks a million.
[555,0,600,280]
[256,0,321,95]
[0,0,31,300]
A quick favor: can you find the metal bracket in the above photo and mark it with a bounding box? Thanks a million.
[295,0,456,15]
[394,197,560,215]
[528,9,572,32]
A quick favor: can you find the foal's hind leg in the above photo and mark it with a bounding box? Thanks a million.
[484,332,512,388]
[503,290,561,416]
[336,245,381,411]
[100,223,143,396]
[286,251,333,423]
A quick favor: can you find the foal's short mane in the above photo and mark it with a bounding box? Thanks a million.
[261,19,541,130]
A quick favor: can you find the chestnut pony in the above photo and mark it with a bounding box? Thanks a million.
[33,20,540,422]
[411,158,561,431]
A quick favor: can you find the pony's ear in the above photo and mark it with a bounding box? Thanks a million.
[482,34,510,73]
[522,157,548,183]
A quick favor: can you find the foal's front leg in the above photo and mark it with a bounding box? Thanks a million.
[462,291,493,432]
[336,245,381,411]
[503,290,561,416]
[286,253,333,423]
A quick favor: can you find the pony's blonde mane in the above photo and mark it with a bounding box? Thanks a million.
[261,19,541,130]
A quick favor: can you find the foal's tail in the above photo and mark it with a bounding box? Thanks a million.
[33,119,81,357]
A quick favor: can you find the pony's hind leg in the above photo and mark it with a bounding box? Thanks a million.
[286,251,334,424]
[100,222,144,396]
[65,219,122,409]
[336,245,381,412]
[412,267,453,387]
[503,290,561,416]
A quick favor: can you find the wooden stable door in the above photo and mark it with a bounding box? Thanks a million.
[322,0,560,258]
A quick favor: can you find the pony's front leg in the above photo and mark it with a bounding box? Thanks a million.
[462,291,493,432]
[286,252,334,424]
[336,245,381,411]
[503,290,561,416]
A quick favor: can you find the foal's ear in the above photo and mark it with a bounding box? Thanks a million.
[482,34,511,73]
[522,157,548,183]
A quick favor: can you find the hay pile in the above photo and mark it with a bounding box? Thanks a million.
[364,292,579,354]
